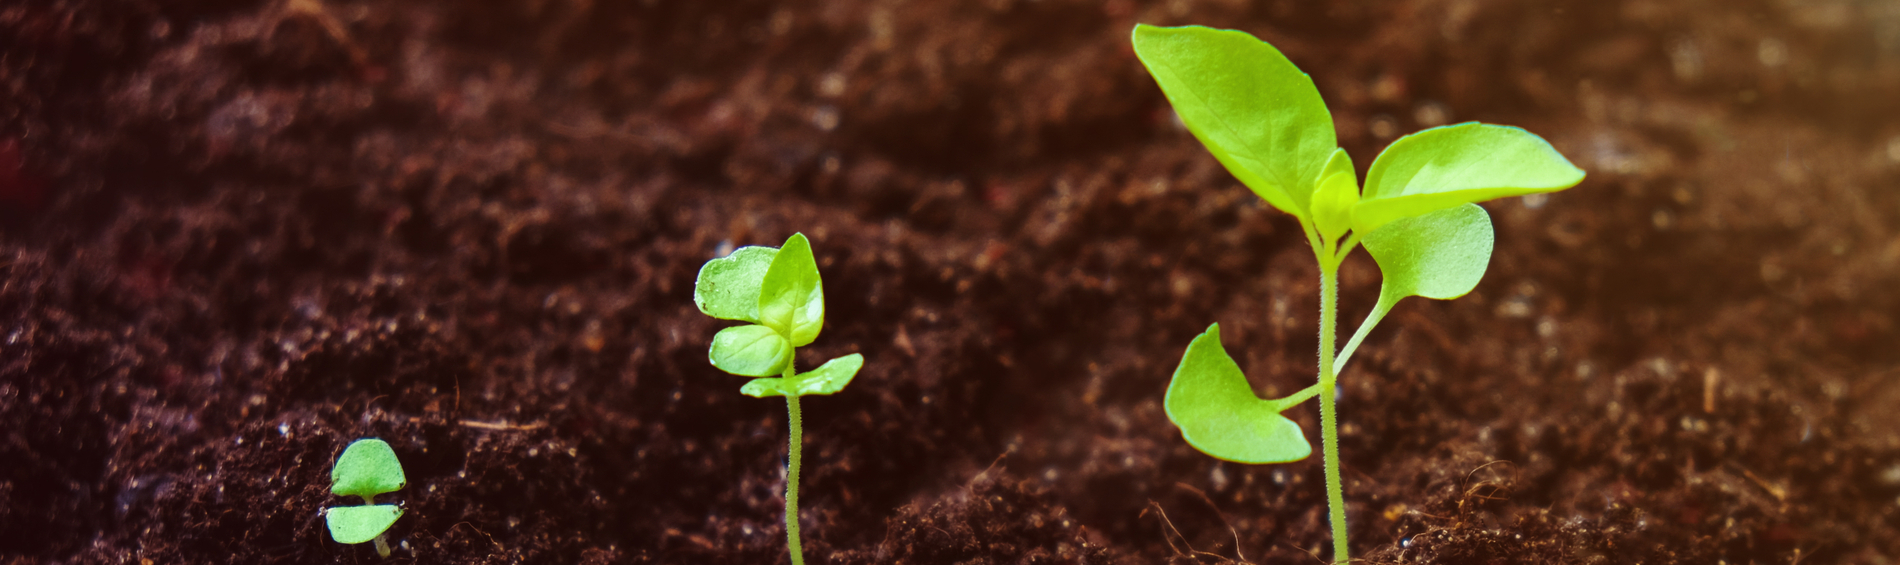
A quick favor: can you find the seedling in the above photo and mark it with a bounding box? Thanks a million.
[694,232,864,565]
[326,438,406,558]
[1132,24,1585,563]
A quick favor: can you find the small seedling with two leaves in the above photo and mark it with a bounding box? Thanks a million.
[326,438,406,557]
[1132,24,1586,564]
[694,232,863,565]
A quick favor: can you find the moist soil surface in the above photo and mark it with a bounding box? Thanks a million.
[5,0,1900,563]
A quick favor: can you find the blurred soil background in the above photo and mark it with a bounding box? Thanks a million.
[3,0,1900,563]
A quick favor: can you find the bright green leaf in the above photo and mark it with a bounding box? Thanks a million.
[694,245,779,323]
[1352,203,1494,343]
[1314,146,1355,188]
[738,379,788,397]
[1310,148,1359,242]
[326,504,403,544]
[1164,324,1312,464]
[331,438,406,503]
[1340,205,1493,374]
[1353,122,1585,234]
[710,324,793,377]
[1364,203,1493,301]
[740,353,864,398]
[758,233,824,347]
[1132,24,1336,220]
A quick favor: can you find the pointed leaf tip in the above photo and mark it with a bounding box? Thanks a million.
[1131,24,1336,220]
[758,233,824,347]
[1355,122,1584,233]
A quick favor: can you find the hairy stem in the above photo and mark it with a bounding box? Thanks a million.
[1318,266,1349,564]
[1333,298,1393,378]
[1333,233,1361,264]
[1275,288,1388,408]
[784,361,806,565]
[1272,383,1322,409]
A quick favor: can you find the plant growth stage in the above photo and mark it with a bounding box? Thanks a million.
[694,232,865,565]
[326,438,407,558]
[1132,23,1587,563]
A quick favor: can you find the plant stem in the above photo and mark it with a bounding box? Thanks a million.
[1272,383,1322,409]
[785,388,806,565]
[1318,265,1349,564]
[1333,298,1393,378]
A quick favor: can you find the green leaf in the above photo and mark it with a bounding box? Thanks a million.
[694,245,779,323]
[1331,204,1495,377]
[326,504,403,544]
[1314,146,1355,188]
[331,438,406,502]
[757,233,824,347]
[1309,148,1359,242]
[1363,203,1493,301]
[1164,324,1312,464]
[1352,203,1495,344]
[709,324,793,377]
[1132,24,1336,220]
[740,353,864,398]
[1353,122,1585,234]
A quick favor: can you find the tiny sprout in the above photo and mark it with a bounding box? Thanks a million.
[694,232,864,565]
[1133,24,1585,564]
[326,438,406,558]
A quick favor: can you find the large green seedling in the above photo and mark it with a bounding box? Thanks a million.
[1133,24,1585,563]
[694,232,864,565]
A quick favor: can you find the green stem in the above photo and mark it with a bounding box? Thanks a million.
[785,391,805,565]
[1334,297,1393,378]
[1272,304,1395,410]
[1318,266,1349,564]
[1333,233,1361,264]
[1271,383,1321,409]
[1274,297,1389,409]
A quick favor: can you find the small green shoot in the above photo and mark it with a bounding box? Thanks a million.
[1133,24,1585,563]
[694,232,863,565]
[326,438,406,558]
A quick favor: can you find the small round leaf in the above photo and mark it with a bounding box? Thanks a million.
[326,504,403,544]
[709,324,793,377]
[694,245,779,323]
[331,438,406,502]
[1165,324,1311,464]
[1362,203,1494,302]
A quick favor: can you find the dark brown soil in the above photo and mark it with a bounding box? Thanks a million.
[4,0,1899,563]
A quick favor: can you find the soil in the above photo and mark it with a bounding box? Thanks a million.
[4,0,1900,563]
